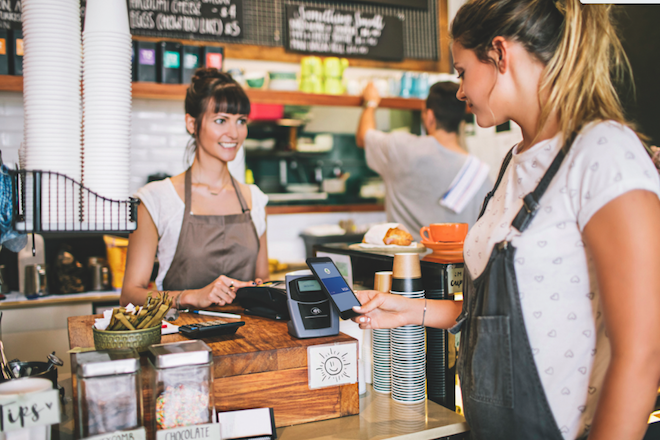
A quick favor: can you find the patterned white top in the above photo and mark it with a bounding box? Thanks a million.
[135,179,269,290]
[464,121,660,439]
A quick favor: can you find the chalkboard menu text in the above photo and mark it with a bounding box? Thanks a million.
[285,5,403,61]
[128,0,243,41]
[0,0,22,30]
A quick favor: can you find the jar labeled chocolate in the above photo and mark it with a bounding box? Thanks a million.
[147,341,215,435]
[75,349,143,439]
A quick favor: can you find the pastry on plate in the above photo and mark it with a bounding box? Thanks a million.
[363,223,414,246]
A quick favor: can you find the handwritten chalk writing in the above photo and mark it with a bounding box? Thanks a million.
[128,0,242,40]
[0,389,60,432]
[129,0,169,12]
[84,426,147,440]
[156,423,220,440]
[285,5,403,61]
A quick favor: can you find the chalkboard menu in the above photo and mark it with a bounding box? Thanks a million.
[285,5,404,61]
[128,0,243,41]
[0,0,22,30]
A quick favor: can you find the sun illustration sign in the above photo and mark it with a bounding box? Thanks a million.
[308,342,358,389]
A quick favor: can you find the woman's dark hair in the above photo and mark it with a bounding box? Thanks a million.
[425,82,465,133]
[184,68,251,164]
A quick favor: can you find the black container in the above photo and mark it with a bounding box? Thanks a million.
[133,41,157,82]
[9,29,22,76]
[7,361,65,402]
[181,45,200,85]
[202,45,224,70]
[157,41,182,84]
[0,30,9,75]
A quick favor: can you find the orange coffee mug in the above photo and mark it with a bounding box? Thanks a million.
[420,223,468,243]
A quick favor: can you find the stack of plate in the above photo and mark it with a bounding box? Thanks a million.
[22,0,83,229]
[82,0,131,224]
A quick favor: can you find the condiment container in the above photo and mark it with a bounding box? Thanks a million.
[75,349,143,438]
[147,340,214,432]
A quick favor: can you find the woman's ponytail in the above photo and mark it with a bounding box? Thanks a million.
[540,0,632,148]
[452,0,642,150]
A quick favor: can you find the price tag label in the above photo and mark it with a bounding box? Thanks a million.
[85,427,146,440]
[0,389,61,432]
[155,422,220,440]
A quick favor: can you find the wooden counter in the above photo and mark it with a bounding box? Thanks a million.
[68,308,359,433]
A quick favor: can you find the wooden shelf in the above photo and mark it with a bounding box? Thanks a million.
[131,82,423,110]
[0,75,424,110]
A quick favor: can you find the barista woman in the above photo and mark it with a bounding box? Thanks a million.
[353,1,660,439]
[122,68,269,308]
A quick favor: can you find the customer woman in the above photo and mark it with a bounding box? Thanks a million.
[353,1,660,439]
[122,68,269,308]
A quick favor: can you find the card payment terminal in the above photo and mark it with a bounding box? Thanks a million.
[286,270,339,338]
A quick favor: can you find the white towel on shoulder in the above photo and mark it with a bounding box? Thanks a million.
[440,155,490,214]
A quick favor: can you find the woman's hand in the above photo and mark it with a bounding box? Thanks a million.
[183,276,257,309]
[351,290,417,329]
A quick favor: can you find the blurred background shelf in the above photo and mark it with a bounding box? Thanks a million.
[0,76,424,110]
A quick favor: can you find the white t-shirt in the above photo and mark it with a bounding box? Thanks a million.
[464,121,660,439]
[135,179,269,290]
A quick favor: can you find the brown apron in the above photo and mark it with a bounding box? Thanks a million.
[162,168,260,291]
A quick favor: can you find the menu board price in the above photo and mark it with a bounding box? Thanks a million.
[285,5,403,61]
[128,0,243,40]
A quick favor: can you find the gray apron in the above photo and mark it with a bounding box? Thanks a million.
[162,168,260,291]
[456,133,588,440]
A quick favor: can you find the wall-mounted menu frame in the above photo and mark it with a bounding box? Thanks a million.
[284,5,404,61]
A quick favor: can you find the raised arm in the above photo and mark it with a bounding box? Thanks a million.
[356,82,381,148]
[583,189,660,440]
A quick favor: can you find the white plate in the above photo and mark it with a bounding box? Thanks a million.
[349,242,426,254]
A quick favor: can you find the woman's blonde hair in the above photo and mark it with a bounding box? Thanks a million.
[451,0,643,150]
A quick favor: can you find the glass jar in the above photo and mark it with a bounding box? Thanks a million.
[75,349,142,438]
[147,340,214,432]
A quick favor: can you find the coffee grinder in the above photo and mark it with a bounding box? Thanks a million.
[285,270,339,338]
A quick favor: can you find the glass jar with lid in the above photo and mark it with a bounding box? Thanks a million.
[75,349,143,438]
[147,340,214,432]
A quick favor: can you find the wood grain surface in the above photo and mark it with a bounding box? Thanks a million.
[68,307,359,434]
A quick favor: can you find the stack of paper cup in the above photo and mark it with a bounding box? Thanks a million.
[372,271,393,394]
[0,377,54,440]
[22,0,83,229]
[82,0,132,226]
[390,253,426,404]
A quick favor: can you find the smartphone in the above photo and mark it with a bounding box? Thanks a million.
[306,257,362,319]
[179,320,245,339]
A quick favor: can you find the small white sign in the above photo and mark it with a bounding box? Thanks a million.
[155,422,220,440]
[85,427,147,440]
[0,389,61,432]
[308,342,358,389]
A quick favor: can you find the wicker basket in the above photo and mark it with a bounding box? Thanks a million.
[92,325,161,353]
